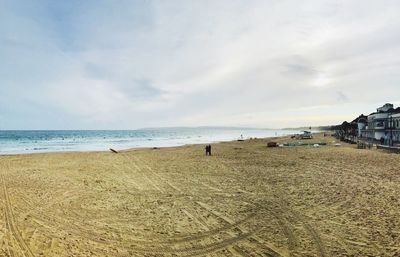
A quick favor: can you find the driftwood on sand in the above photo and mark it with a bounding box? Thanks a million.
[109,148,118,153]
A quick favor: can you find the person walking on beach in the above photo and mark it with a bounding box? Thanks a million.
[205,144,212,156]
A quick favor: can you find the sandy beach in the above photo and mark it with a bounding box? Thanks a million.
[0,134,399,257]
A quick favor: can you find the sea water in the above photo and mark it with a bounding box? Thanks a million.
[0,128,300,154]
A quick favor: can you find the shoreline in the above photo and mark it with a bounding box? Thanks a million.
[0,131,305,156]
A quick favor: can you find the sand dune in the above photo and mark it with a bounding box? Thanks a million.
[0,134,399,256]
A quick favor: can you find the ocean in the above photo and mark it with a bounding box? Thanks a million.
[0,128,300,154]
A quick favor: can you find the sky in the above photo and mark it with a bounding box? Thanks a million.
[1,0,400,129]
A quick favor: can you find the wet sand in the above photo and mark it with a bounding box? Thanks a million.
[0,134,399,256]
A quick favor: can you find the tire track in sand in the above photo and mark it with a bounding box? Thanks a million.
[120,153,165,193]
[129,231,255,257]
[104,152,291,256]
[113,150,324,256]
[125,154,182,193]
[196,201,284,257]
[121,153,264,255]
[1,161,36,257]
[268,197,328,257]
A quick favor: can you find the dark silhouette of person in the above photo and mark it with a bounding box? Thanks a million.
[205,144,212,156]
[380,137,384,145]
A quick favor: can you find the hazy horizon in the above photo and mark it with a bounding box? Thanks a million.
[1,0,400,130]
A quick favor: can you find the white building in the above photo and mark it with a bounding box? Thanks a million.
[389,113,400,142]
[361,103,400,143]
[366,112,390,140]
[355,115,367,137]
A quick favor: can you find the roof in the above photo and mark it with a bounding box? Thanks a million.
[369,106,400,116]
[389,107,400,114]
[351,114,368,123]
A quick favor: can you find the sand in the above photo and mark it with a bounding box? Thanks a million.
[0,134,399,257]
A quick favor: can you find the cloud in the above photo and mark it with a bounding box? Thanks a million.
[336,91,349,102]
[1,0,400,129]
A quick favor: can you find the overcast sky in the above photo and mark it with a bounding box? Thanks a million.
[1,0,400,129]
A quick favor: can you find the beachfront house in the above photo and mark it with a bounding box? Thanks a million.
[365,111,390,140]
[353,114,368,138]
[335,103,400,145]
[389,113,400,143]
[359,103,400,144]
